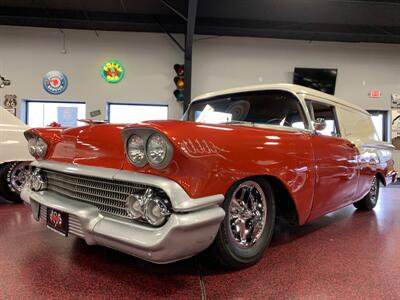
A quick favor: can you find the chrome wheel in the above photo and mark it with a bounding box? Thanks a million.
[369,176,378,204]
[228,180,267,248]
[9,162,31,193]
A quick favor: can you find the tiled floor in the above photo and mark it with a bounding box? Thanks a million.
[1,187,399,299]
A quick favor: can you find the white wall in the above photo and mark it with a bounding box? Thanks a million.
[192,36,400,110]
[0,26,184,120]
[0,25,400,122]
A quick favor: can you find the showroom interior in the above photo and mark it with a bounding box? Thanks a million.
[0,0,400,299]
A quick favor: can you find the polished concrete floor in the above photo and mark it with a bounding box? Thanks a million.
[1,187,400,299]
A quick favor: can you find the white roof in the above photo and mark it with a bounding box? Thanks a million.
[192,83,368,115]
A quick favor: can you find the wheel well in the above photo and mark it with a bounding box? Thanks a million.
[254,175,299,225]
[376,172,386,186]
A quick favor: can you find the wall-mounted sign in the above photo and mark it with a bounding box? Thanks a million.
[102,60,124,83]
[369,89,381,98]
[4,94,17,108]
[43,71,68,95]
[89,109,102,117]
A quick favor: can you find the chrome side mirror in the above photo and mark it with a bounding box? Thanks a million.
[313,118,327,131]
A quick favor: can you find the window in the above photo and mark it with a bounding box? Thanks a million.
[26,101,86,127]
[306,100,339,137]
[367,110,388,141]
[187,90,308,129]
[108,103,168,124]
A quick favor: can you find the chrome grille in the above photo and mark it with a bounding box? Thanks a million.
[43,169,153,220]
[40,205,84,237]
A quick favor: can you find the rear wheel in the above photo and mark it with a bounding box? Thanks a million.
[0,161,31,203]
[210,178,276,269]
[353,175,380,211]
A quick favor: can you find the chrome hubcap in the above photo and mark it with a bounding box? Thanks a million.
[10,162,31,192]
[370,177,378,204]
[228,181,267,248]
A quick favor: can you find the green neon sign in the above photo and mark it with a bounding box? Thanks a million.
[102,60,124,83]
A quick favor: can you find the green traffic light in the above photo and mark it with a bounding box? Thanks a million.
[174,90,184,101]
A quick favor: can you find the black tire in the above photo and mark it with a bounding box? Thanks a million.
[0,162,30,203]
[353,175,380,211]
[210,178,276,269]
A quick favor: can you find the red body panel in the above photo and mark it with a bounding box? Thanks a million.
[29,125,126,169]
[307,135,359,221]
[26,120,392,225]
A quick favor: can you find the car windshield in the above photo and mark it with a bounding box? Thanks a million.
[187,90,308,129]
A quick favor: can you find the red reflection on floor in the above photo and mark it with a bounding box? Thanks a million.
[1,187,400,299]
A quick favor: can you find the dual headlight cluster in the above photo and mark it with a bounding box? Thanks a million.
[30,168,47,192]
[126,132,173,169]
[126,188,171,227]
[28,136,48,158]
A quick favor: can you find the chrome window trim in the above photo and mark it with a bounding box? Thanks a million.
[300,94,343,136]
[184,88,314,134]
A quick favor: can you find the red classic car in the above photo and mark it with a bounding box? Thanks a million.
[21,84,397,269]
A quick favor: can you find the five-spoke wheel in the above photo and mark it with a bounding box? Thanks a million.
[228,181,267,248]
[211,178,275,269]
[0,161,31,203]
[353,175,380,211]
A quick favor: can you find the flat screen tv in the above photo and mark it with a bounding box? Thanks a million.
[293,68,338,95]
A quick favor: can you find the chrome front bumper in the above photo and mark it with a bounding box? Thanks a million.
[21,161,225,264]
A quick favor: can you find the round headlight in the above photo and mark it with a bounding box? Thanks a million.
[126,194,143,219]
[127,134,146,167]
[35,137,48,157]
[30,169,47,192]
[28,138,37,156]
[144,197,171,226]
[146,133,170,168]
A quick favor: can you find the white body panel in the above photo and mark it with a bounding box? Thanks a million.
[0,106,32,164]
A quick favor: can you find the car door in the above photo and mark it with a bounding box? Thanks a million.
[306,99,359,220]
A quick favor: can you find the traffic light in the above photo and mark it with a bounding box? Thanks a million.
[173,64,184,101]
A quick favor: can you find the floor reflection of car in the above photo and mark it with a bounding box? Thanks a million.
[0,107,32,203]
[21,84,397,269]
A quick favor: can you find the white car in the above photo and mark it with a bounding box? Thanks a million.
[0,106,32,203]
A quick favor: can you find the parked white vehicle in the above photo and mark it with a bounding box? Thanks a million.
[0,106,32,203]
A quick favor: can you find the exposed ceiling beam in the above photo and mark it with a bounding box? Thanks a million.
[0,6,399,44]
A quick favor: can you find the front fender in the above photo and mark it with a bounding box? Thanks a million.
[122,121,315,224]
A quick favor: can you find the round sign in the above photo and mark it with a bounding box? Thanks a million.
[43,71,68,95]
[102,60,124,83]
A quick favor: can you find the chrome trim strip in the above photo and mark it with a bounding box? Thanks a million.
[30,160,225,212]
[361,143,395,150]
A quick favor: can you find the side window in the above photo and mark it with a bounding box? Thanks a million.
[306,100,340,137]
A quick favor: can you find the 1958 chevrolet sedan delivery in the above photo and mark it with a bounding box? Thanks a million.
[21,84,397,269]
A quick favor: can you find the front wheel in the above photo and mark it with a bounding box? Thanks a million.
[353,175,380,211]
[210,178,276,269]
[0,161,31,203]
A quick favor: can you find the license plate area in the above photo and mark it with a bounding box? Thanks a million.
[46,207,69,237]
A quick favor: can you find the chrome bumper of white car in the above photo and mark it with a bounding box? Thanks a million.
[21,161,225,264]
